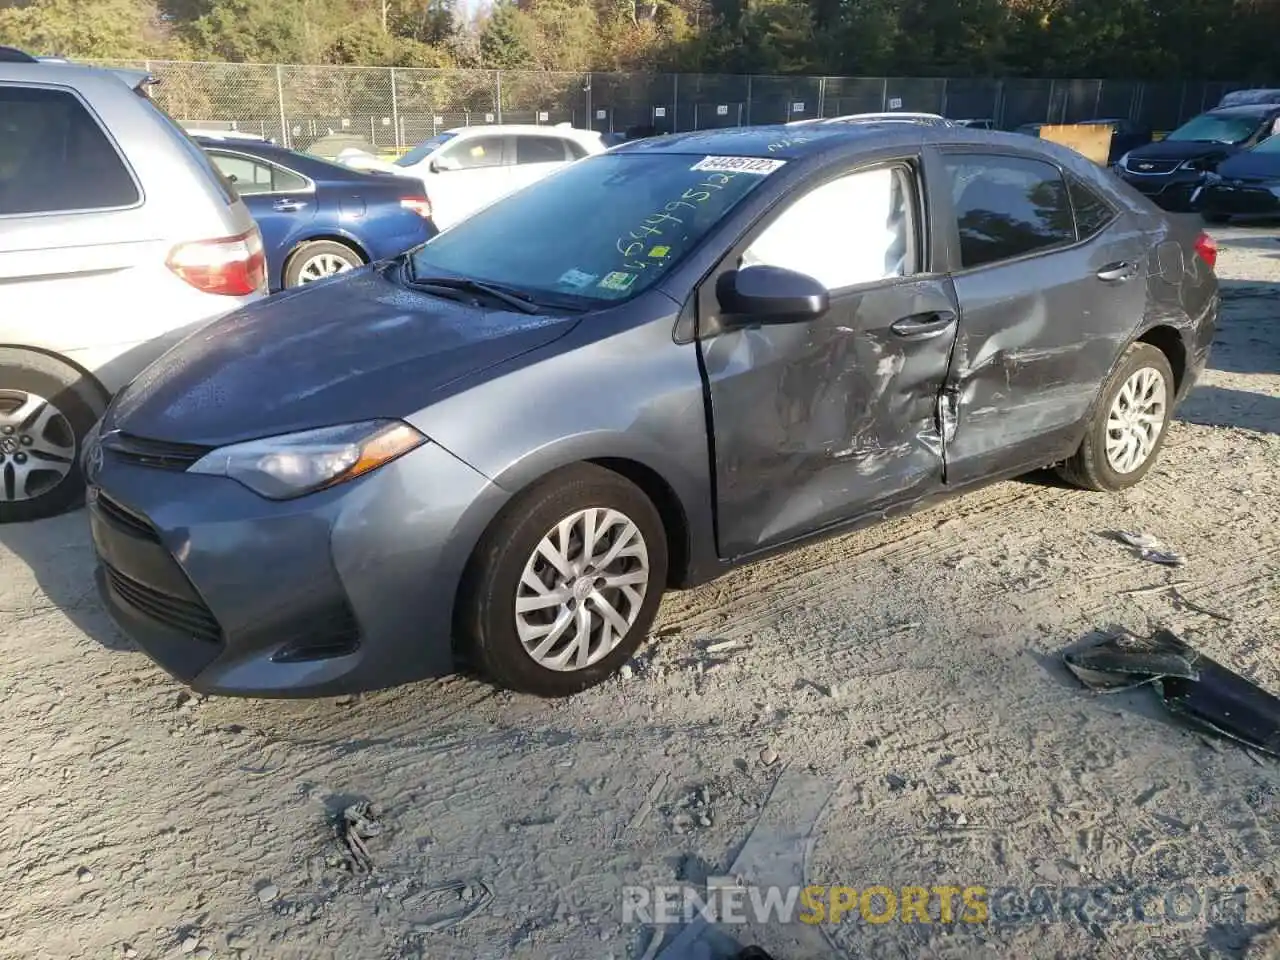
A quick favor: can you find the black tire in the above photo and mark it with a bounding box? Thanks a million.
[1201,212,1230,225]
[1056,342,1176,492]
[0,348,107,524]
[457,463,668,697]
[283,240,365,288]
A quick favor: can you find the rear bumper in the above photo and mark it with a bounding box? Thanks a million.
[88,439,506,698]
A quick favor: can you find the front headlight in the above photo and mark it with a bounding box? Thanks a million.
[188,419,426,499]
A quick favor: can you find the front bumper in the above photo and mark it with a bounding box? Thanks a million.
[88,439,506,697]
[1116,169,1208,211]
[1194,181,1280,217]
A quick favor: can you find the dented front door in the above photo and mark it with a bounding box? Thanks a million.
[701,277,960,559]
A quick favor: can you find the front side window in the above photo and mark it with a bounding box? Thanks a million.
[439,135,504,170]
[516,136,570,165]
[409,152,776,304]
[944,154,1076,269]
[741,165,917,290]
[0,85,140,216]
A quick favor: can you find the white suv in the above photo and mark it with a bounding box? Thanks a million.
[340,124,605,229]
[0,48,266,522]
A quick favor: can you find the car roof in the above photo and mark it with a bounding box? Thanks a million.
[608,122,1075,160]
[193,135,401,182]
[444,124,601,141]
[0,50,158,92]
[1203,104,1280,117]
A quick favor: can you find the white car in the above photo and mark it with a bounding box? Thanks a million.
[339,124,606,229]
[1,50,266,521]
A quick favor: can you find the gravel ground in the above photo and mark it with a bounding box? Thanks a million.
[1,229,1277,960]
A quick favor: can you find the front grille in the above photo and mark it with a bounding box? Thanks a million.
[96,492,160,542]
[102,432,211,471]
[105,563,222,644]
[1125,158,1180,175]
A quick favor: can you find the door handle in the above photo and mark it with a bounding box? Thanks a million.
[1096,261,1138,282]
[890,310,957,340]
[272,199,305,212]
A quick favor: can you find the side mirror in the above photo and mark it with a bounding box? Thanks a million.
[429,156,458,173]
[716,265,829,327]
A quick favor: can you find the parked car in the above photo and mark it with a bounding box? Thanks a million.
[791,112,953,128]
[184,127,273,143]
[952,118,995,129]
[84,124,1218,700]
[194,137,436,290]
[1217,89,1280,108]
[339,125,606,229]
[1113,103,1280,209]
[1016,119,1152,165]
[1192,133,1280,222]
[0,49,265,523]
[304,132,380,161]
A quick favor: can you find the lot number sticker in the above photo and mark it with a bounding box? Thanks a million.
[690,156,787,175]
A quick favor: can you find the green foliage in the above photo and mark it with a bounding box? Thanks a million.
[3,0,1277,78]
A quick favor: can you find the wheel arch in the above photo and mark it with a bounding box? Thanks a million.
[1133,323,1189,397]
[0,343,111,411]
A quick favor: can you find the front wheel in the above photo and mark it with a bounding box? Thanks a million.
[0,348,106,523]
[457,464,668,697]
[1056,342,1175,492]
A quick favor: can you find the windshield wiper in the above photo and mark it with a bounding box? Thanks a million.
[400,261,541,314]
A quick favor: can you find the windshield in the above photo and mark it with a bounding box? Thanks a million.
[396,133,457,167]
[407,152,779,304]
[1167,112,1263,144]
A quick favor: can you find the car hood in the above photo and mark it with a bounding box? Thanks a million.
[106,266,580,447]
[1127,139,1239,163]
[1214,149,1280,180]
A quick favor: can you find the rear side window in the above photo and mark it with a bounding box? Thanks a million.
[1068,177,1117,241]
[440,135,504,170]
[564,138,589,159]
[516,135,571,164]
[208,151,307,194]
[944,154,1076,269]
[0,85,140,216]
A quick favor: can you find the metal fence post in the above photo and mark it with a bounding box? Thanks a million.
[939,78,948,118]
[817,76,826,118]
[881,77,888,110]
[672,74,678,132]
[275,64,289,147]
[745,75,752,125]
[390,67,400,150]
[584,73,592,130]
[495,70,503,123]
[995,80,1005,128]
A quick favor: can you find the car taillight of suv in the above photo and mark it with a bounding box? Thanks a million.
[166,227,268,296]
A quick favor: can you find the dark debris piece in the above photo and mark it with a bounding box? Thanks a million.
[1064,629,1280,758]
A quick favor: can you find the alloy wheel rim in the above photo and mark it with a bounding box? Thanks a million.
[1105,367,1167,475]
[0,390,76,503]
[297,253,354,283]
[514,507,650,672]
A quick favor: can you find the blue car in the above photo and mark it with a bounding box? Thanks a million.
[194,136,437,290]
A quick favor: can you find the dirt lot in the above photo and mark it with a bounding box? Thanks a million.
[1,230,1277,960]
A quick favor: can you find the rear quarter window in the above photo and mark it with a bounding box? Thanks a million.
[1067,177,1118,241]
[0,85,140,216]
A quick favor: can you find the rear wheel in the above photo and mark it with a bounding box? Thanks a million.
[1056,342,1174,492]
[0,349,106,523]
[284,240,365,288]
[457,463,668,697]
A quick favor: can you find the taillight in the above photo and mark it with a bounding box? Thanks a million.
[1194,232,1218,271]
[400,196,432,219]
[166,228,267,297]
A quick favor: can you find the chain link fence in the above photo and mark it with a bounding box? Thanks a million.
[96,59,1266,153]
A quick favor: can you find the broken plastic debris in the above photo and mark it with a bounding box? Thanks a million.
[1064,629,1280,757]
[409,879,493,933]
[1113,530,1185,567]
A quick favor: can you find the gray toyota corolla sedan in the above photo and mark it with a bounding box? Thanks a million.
[83,123,1219,699]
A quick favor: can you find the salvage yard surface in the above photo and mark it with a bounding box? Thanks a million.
[2,229,1278,960]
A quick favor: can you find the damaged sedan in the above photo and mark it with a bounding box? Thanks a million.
[82,124,1219,699]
